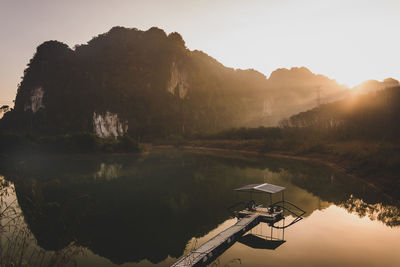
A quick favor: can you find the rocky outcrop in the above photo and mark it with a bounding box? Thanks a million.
[93,111,128,139]
[167,62,188,99]
[24,87,45,113]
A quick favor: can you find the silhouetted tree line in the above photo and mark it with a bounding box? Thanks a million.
[280,86,400,141]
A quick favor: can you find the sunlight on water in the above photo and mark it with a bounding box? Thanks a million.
[0,150,399,266]
[216,205,400,267]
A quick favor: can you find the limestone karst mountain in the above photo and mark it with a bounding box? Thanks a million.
[2,27,268,139]
[1,26,358,139]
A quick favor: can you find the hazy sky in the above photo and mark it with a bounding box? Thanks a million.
[1,0,400,107]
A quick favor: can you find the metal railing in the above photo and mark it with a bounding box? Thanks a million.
[268,200,306,229]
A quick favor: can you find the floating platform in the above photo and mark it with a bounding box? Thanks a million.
[171,208,283,267]
[238,205,284,224]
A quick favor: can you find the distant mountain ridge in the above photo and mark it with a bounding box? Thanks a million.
[351,78,399,94]
[1,26,398,139]
[263,66,349,125]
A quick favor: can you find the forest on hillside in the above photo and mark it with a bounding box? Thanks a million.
[0,26,355,140]
[0,27,267,138]
[281,86,400,141]
[198,86,400,143]
[1,26,399,164]
[191,86,400,197]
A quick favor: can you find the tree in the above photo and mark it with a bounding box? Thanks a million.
[0,105,9,116]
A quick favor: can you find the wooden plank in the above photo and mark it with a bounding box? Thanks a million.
[171,214,260,267]
[238,207,284,224]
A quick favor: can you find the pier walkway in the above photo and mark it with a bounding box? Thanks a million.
[171,183,304,267]
[171,209,283,267]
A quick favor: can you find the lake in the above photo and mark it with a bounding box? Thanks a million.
[0,149,399,266]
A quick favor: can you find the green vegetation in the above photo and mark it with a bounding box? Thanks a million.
[1,26,355,140]
[281,86,400,141]
[0,27,270,138]
[0,26,398,195]
[186,86,400,197]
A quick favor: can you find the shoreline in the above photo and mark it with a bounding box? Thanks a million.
[152,144,349,173]
[150,143,395,201]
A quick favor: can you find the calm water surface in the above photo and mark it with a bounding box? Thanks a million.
[0,149,399,266]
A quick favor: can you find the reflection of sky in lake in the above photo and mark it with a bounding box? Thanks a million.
[216,205,400,266]
[0,149,399,266]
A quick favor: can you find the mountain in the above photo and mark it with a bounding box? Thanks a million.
[351,78,400,94]
[260,67,349,125]
[0,26,358,139]
[285,85,400,140]
[1,27,270,139]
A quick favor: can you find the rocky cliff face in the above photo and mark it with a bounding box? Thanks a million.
[24,87,45,113]
[167,62,188,99]
[93,111,128,138]
[2,27,273,137]
[1,26,359,138]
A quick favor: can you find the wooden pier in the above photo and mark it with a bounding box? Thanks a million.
[171,183,305,267]
[171,208,283,267]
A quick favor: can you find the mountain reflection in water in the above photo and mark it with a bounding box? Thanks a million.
[0,149,399,266]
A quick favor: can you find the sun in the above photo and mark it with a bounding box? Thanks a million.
[334,75,366,88]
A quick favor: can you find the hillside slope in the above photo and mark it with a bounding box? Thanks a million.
[2,27,352,139]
